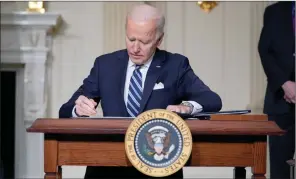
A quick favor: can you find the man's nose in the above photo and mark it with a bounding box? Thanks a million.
[133,42,140,52]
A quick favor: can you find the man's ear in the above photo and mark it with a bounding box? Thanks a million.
[156,33,164,47]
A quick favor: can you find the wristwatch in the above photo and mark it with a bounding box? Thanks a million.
[181,102,194,114]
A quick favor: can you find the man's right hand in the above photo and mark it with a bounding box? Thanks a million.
[282,81,296,103]
[75,95,97,116]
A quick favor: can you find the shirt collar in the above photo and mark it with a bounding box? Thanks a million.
[128,53,155,69]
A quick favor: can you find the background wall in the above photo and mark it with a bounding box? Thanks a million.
[166,1,254,110]
[47,2,105,122]
[1,1,274,178]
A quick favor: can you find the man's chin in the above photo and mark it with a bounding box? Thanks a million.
[130,58,145,65]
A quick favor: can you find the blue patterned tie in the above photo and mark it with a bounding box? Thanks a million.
[127,65,143,117]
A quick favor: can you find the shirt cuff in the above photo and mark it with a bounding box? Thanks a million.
[72,106,79,117]
[183,101,203,115]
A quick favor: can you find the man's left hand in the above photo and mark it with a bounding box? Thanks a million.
[166,105,191,114]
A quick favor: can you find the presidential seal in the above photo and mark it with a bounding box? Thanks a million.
[125,109,192,177]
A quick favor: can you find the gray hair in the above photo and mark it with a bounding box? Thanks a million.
[126,4,165,38]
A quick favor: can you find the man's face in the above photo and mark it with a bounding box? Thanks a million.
[125,18,163,65]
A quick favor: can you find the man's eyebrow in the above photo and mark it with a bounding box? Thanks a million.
[128,36,136,40]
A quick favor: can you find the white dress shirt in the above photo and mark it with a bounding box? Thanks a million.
[72,55,203,117]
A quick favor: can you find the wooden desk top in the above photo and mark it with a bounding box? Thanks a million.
[27,114,284,136]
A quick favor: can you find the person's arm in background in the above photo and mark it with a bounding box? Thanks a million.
[176,56,222,114]
[258,6,295,103]
[59,58,101,118]
[258,6,288,92]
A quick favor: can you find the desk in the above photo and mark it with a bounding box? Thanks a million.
[27,114,284,179]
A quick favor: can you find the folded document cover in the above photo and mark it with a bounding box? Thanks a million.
[175,110,251,120]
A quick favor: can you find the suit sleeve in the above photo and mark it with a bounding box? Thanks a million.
[59,58,101,118]
[177,57,222,112]
[258,7,288,93]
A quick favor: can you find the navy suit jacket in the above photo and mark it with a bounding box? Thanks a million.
[59,49,222,118]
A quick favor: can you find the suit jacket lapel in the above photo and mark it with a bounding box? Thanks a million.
[117,50,129,116]
[139,49,166,113]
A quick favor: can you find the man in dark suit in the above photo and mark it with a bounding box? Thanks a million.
[59,4,222,178]
[258,2,295,179]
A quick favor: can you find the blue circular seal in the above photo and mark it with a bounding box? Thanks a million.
[125,109,192,177]
[135,119,183,168]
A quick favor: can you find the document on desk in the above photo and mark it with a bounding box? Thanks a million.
[77,116,134,120]
[74,110,251,120]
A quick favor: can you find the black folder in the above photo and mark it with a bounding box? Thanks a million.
[175,110,252,120]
